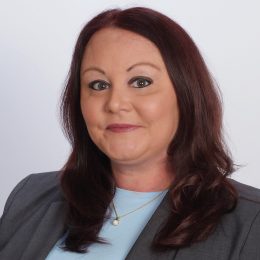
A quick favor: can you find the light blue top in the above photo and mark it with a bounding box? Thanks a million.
[46,187,168,260]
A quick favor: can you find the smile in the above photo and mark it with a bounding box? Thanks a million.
[106,124,141,133]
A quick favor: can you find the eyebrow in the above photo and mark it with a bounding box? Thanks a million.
[126,62,161,72]
[82,62,161,75]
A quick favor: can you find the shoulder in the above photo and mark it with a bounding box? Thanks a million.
[228,178,260,218]
[0,171,66,254]
[1,171,63,221]
[226,177,260,219]
[220,178,260,258]
[230,178,260,203]
[175,179,260,259]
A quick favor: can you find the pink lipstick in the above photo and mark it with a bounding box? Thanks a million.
[106,124,140,133]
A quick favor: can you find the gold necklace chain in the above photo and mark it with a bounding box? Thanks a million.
[111,190,166,226]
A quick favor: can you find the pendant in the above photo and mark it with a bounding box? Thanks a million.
[112,218,120,226]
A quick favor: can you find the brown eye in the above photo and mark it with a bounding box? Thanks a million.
[88,80,109,91]
[130,77,153,88]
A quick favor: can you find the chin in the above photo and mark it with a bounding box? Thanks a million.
[109,153,144,165]
[105,144,144,160]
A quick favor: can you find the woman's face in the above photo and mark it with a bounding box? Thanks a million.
[80,27,179,167]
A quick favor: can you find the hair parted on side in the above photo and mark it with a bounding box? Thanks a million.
[60,7,238,253]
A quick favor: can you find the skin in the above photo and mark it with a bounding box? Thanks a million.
[80,27,179,192]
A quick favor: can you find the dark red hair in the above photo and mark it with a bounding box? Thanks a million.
[60,7,237,252]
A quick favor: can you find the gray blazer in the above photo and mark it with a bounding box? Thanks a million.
[0,171,260,260]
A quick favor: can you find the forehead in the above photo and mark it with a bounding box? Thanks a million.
[82,27,165,69]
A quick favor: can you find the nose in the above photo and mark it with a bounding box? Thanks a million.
[105,85,132,113]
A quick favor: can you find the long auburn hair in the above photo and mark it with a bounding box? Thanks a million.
[60,7,238,253]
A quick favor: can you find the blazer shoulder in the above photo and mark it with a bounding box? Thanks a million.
[229,178,260,204]
[220,178,260,237]
[1,171,63,221]
[227,178,260,224]
[223,179,260,258]
[0,171,66,255]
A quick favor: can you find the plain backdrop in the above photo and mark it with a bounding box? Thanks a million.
[0,0,259,215]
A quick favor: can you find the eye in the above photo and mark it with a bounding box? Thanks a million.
[88,80,110,91]
[129,77,153,88]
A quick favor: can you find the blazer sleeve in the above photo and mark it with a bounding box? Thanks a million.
[239,208,260,259]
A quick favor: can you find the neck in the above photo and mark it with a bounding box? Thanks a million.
[111,158,174,192]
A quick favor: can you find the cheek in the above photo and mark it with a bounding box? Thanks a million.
[80,99,102,143]
[140,93,178,129]
[80,95,100,126]
[144,95,179,152]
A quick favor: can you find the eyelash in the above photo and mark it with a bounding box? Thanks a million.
[88,77,153,91]
[88,80,109,91]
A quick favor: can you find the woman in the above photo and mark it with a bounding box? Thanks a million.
[0,7,259,260]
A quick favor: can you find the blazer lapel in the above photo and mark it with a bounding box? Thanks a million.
[21,201,68,260]
[125,191,178,260]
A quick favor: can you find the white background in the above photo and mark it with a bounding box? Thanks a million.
[0,0,259,215]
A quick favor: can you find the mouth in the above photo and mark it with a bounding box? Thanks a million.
[106,123,141,133]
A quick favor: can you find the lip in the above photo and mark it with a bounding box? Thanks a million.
[106,123,141,133]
